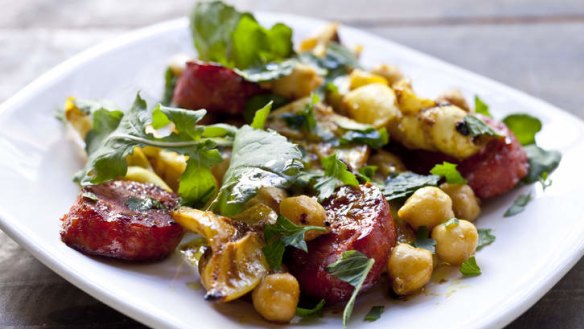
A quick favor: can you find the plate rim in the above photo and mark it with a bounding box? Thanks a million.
[1,12,583,329]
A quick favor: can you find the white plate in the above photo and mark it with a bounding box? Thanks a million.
[1,13,584,329]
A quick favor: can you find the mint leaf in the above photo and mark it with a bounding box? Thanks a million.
[523,145,561,184]
[314,153,359,201]
[214,126,303,216]
[364,305,384,322]
[459,256,481,276]
[504,193,532,217]
[430,161,467,184]
[263,216,327,270]
[296,299,326,318]
[477,228,496,251]
[162,66,178,105]
[503,113,542,146]
[456,115,501,138]
[414,226,436,254]
[383,172,440,201]
[474,96,492,118]
[250,101,272,130]
[339,128,389,149]
[326,250,375,329]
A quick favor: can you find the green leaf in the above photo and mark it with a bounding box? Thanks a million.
[300,42,360,80]
[178,148,223,207]
[244,93,289,123]
[523,145,561,184]
[413,226,436,254]
[456,115,501,138]
[237,59,297,82]
[84,108,124,156]
[125,196,167,212]
[314,153,359,201]
[383,172,440,201]
[502,113,542,146]
[296,299,326,318]
[364,305,384,322]
[477,228,496,251]
[504,193,532,217]
[339,128,389,149]
[214,126,303,216]
[443,217,460,229]
[281,93,319,134]
[81,191,98,201]
[152,104,206,139]
[326,250,375,328]
[263,216,327,270]
[430,161,467,184]
[459,256,481,276]
[190,1,242,67]
[162,67,178,106]
[474,96,492,118]
[250,101,272,130]
[357,165,378,182]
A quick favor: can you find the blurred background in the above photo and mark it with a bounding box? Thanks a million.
[1,0,583,328]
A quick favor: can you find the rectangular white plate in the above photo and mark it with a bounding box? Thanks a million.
[1,14,584,329]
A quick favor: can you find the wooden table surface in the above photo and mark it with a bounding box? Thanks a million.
[1,1,583,328]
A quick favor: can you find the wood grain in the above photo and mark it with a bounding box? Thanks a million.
[1,0,583,328]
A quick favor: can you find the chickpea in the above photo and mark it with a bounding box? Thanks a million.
[252,273,300,323]
[440,183,481,221]
[246,186,289,212]
[432,219,478,265]
[342,83,401,128]
[435,88,470,112]
[398,187,454,229]
[387,243,433,295]
[279,196,328,240]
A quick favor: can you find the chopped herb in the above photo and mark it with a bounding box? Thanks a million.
[339,128,389,149]
[522,145,561,184]
[504,193,532,217]
[81,191,98,201]
[313,153,359,201]
[538,171,552,191]
[125,197,167,212]
[430,161,467,184]
[300,42,360,81]
[263,216,327,270]
[364,305,384,322]
[326,251,375,328]
[477,229,496,251]
[443,218,460,229]
[244,93,289,123]
[250,101,272,130]
[296,299,326,318]
[383,172,440,201]
[237,59,297,82]
[414,226,436,254]
[162,66,178,105]
[459,256,481,276]
[503,113,542,146]
[281,94,319,133]
[456,115,501,138]
[357,165,378,182]
[474,96,492,118]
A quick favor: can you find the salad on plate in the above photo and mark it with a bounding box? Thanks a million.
[57,2,562,327]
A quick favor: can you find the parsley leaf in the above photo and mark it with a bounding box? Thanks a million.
[213,126,303,216]
[250,101,272,130]
[522,145,561,184]
[459,256,481,276]
[456,115,501,138]
[81,192,98,201]
[339,127,389,149]
[125,197,168,212]
[85,108,124,156]
[357,165,377,182]
[191,2,293,69]
[477,228,496,251]
[296,299,326,318]
[314,153,359,201]
[504,193,532,217]
[281,94,319,133]
[244,93,289,123]
[474,96,492,118]
[383,172,440,201]
[503,113,542,146]
[430,161,467,184]
[326,250,375,328]
[414,226,436,254]
[237,59,297,83]
[364,305,384,322]
[263,216,327,270]
[300,42,360,81]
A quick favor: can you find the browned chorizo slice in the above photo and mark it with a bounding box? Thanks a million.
[288,184,396,304]
[60,180,183,261]
[172,61,264,115]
